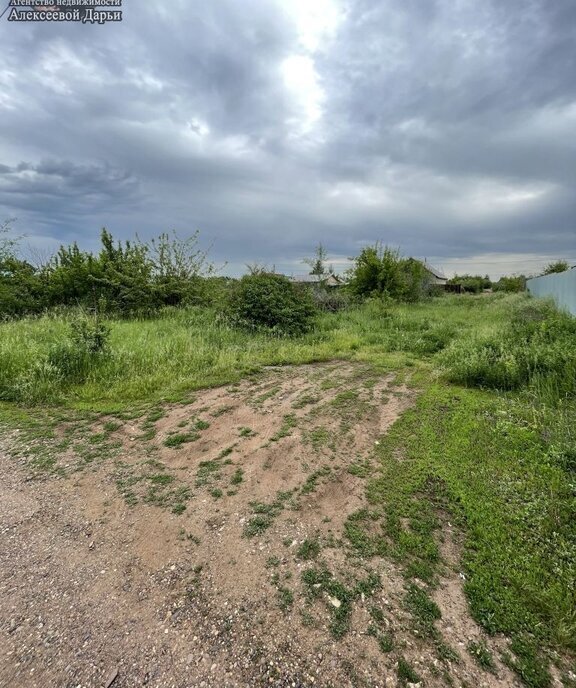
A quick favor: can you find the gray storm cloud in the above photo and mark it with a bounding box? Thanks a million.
[0,0,574,277]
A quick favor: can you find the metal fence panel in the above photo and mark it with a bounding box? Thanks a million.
[527,269,576,316]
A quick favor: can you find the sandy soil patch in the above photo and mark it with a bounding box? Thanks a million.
[0,362,524,687]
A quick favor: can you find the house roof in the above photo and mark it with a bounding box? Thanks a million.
[288,273,343,284]
[421,261,447,280]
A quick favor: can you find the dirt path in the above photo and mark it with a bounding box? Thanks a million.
[0,362,521,687]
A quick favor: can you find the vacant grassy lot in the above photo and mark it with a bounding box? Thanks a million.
[0,294,574,687]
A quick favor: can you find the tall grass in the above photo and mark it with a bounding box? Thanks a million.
[439,297,576,403]
[0,293,572,410]
[0,295,499,409]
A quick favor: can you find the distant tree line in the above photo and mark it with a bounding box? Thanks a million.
[0,224,226,318]
[447,273,527,294]
[3,221,567,328]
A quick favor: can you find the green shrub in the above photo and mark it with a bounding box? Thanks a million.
[227,272,316,335]
[347,244,431,302]
[47,315,111,382]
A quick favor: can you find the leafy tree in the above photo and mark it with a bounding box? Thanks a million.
[47,242,101,307]
[347,244,430,301]
[493,275,526,293]
[0,256,45,317]
[543,260,569,275]
[0,219,46,317]
[149,230,215,306]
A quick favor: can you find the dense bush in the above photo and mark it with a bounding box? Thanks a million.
[440,298,576,399]
[346,245,431,302]
[46,315,111,383]
[493,275,526,293]
[542,260,569,275]
[0,256,46,317]
[227,272,316,335]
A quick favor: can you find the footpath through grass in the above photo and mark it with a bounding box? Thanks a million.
[0,293,575,686]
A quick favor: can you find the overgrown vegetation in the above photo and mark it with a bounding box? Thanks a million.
[440,296,576,400]
[1,226,224,319]
[1,238,574,687]
[346,243,432,302]
[227,271,316,336]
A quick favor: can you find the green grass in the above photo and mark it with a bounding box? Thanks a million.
[0,295,509,410]
[296,538,321,560]
[195,460,221,487]
[0,293,574,685]
[270,413,297,442]
[362,377,575,684]
[300,466,331,495]
[230,467,244,485]
[396,657,421,686]
[301,566,381,639]
[467,640,496,673]
[404,582,442,638]
[163,432,199,448]
[243,491,294,537]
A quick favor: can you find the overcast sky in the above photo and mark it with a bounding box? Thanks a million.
[1,0,575,278]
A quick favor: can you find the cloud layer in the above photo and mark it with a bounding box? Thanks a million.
[1,0,574,277]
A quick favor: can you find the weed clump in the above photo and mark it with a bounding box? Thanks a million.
[2,313,111,403]
[440,298,576,400]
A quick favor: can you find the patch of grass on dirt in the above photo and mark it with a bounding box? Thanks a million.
[270,413,297,442]
[397,657,421,686]
[347,456,372,478]
[218,445,236,459]
[243,514,273,537]
[210,404,235,417]
[163,432,199,448]
[302,566,381,639]
[292,393,320,409]
[331,390,359,408]
[144,482,192,511]
[230,467,244,485]
[270,576,294,612]
[148,473,175,486]
[467,640,496,673]
[253,386,281,406]
[502,637,552,688]
[367,624,394,653]
[296,538,321,560]
[300,466,331,495]
[243,490,295,537]
[304,426,331,450]
[195,460,221,487]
